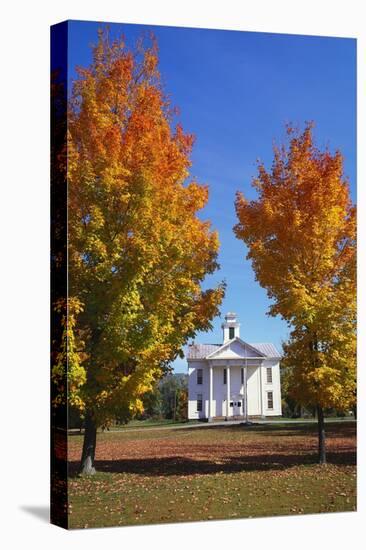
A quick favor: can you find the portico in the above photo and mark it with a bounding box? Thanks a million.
[207,359,264,421]
[187,313,282,421]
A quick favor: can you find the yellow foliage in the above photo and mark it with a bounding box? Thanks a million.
[65,29,224,425]
[51,298,87,409]
[235,123,356,410]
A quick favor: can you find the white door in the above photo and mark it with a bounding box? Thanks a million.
[233,400,242,416]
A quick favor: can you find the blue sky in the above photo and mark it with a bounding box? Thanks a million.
[66,20,356,373]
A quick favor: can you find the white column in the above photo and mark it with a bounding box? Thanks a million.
[245,364,248,422]
[259,361,264,417]
[226,364,231,419]
[209,364,213,421]
[241,363,245,417]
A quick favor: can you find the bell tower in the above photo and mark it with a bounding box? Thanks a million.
[222,312,240,343]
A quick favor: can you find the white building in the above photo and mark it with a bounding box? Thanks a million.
[187,312,282,421]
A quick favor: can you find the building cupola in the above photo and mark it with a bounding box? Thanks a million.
[222,312,240,343]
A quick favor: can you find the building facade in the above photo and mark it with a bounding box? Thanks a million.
[187,313,282,421]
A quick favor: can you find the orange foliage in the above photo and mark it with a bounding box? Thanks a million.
[66,29,224,424]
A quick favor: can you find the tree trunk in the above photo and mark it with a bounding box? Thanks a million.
[317,405,326,464]
[79,411,97,475]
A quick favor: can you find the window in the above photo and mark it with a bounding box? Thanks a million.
[267,391,274,410]
[223,368,227,385]
[197,394,203,412]
[241,368,244,384]
[197,368,203,385]
[230,402,233,407]
[229,327,235,339]
[266,367,273,384]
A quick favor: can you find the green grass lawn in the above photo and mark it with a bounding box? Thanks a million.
[67,421,356,529]
[110,418,200,429]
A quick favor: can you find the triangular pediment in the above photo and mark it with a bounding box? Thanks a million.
[205,338,266,360]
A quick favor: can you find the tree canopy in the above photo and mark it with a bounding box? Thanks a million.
[234,123,356,461]
[52,29,224,471]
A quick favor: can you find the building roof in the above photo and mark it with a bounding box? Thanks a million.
[251,343,281,358]
[187,343,221,359]
[187,341,281,359]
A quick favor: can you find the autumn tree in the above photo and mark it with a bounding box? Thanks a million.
[139,374,188,421]
[159,374,188,421]
[57,29,224,474]
[234,123,356,464]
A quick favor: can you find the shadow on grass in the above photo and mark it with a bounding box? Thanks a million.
[68,448,356,478]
